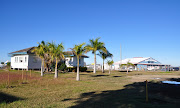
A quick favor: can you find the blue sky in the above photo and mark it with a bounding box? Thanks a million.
[0,0,180,66]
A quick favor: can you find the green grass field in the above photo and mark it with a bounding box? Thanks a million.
[1,70,180,108]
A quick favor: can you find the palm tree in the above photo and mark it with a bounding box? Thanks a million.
[86,37,107,73]
[120,61,135,74]
[48,42,65,78]
[32,41,47,77]
[70,43,87,81]
[98,51,113,73]
[107,60,114,74]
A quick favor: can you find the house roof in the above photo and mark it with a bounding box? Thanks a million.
[114,57,151,65]
[9,47,89,58]
[113,57,171,66]
[64,51,89,58]
[9,47,35,54]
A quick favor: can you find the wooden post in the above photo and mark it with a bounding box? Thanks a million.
[146,80,148,102]
[30,69,31,77]
[22,69,24,80]
[8,71,10,87]
[26,69,27,81]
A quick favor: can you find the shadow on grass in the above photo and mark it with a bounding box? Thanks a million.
[91,75,109,77]
[86,71,93,73]
[119,71,133,73]
[168,78,180,82]
[113,76,122,77]
[0,92,24,104]
[64,80,180,108]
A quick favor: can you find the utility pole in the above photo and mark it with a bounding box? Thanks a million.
[120,44,122,70]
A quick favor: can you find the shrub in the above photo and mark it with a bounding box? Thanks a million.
[66,67,87,72]
[79,67,87,72]
[50,62,67,72]
[6,62,11,68]
[65,67,74,72]
[58,63,67,71]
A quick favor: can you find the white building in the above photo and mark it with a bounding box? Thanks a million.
[9,47,88,70]
[104,57,170,71]
[86,64,102,70]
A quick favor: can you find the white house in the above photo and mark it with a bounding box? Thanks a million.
[9,47,88,70]
[104,57,170,71]
[86,63,102,70]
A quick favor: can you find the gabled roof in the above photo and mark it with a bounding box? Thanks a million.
[9,47,35,55]
[114,57,151,65]
[64,51,89,58]
[9,47,89,58]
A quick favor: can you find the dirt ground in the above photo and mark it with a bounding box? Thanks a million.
[0,70,41,84]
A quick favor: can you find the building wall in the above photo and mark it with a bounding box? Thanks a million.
[11,55,29,69]
[11,55,86,69]
[104,65,114,70]
[28,54,42,69]
[87,64,102,70]
[104,63,119,70]
[65,57,85,67]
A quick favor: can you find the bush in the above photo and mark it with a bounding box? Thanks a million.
[6,62,11,67]
[66,67,87,72]
[80,67,87,72]
[6,62,11,70]
[58,63,67,71]
[50,62,67,72]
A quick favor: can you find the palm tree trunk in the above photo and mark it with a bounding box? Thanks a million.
[76,56,80,81]
[94,53,96,74]
[102,59,104,73]
[127,66,129,74]
[54,58,58,78]
[41,59,44,77]
[8,71,10,87]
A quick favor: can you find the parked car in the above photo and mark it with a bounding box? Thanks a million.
[172,67,179,71]
[161,68,171,71]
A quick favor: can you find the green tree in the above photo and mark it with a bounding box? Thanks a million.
[48,42,65,78]
[6,62,11,70]
[32,41,47,76]
[98,51,113,73]
[86,37,107,73]
[120,61,135,74]
[70,43,87,81]
[107,60,114,74]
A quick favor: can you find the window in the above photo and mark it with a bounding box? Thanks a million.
[148,61,154,63]
[15,57,18,63]
[79,59,81,64]
[19,57,23,63]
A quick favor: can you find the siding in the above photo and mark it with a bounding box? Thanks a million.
[65,57,85,67]
[28,54,41,69]
[11,55,29,69]
[11,55,85,69]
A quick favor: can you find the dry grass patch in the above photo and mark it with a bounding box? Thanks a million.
[1,70,180,107]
